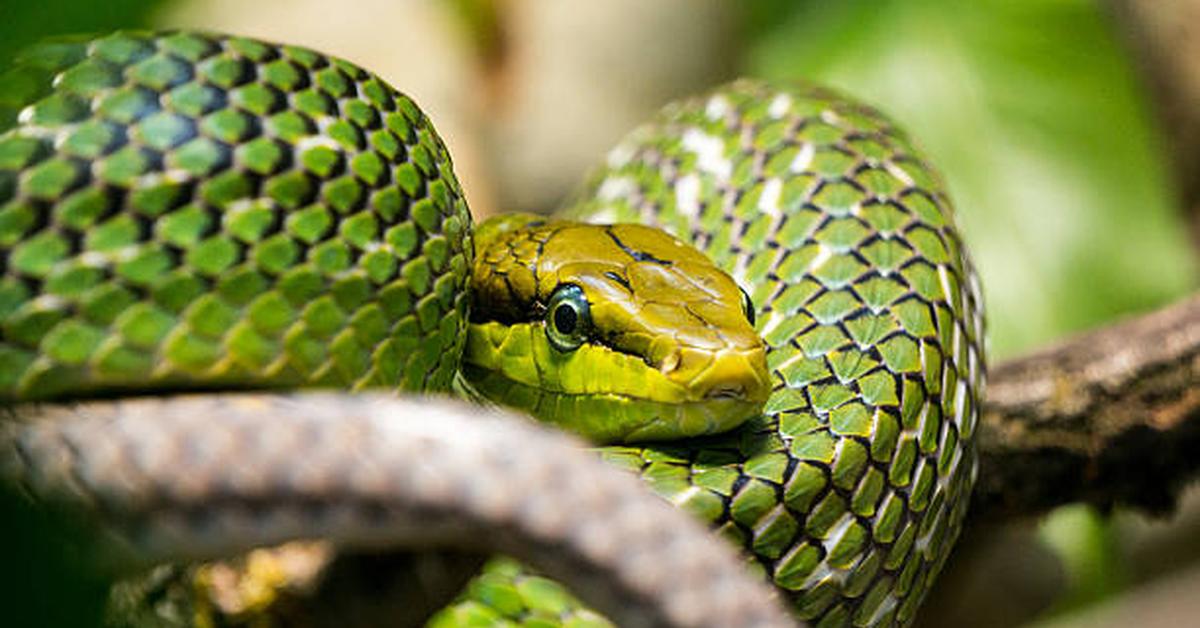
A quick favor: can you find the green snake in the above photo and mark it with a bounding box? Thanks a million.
[0,31,986,627]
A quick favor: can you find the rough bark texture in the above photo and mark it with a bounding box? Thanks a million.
[975,294,1200,519]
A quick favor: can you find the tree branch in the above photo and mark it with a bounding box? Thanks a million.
[974,293,1200,519]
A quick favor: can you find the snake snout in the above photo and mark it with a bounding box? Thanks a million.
[685,348,772,405]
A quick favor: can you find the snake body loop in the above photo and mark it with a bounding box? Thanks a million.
[0,31,985,627]
[0,31,473,401]
[561,80,986,625]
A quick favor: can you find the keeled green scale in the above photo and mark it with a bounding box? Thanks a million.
[558,80,987,626]
[0,31,473,400]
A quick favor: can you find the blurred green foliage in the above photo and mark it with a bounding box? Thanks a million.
[0,0,166,68]
[448,0,502,62]
[744,0,1196,357]
[1039,505,1127,615]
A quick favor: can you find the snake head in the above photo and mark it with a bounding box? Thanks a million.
[465,215,771,444]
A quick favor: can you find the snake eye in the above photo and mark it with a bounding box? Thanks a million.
[740,288,756,327]
[546,284,591,352]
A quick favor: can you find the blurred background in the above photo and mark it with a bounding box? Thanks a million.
[2,0,1198,625]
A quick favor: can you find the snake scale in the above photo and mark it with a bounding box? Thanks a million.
[0,31,985,627]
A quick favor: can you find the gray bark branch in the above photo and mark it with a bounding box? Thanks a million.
[974,294,1200,518]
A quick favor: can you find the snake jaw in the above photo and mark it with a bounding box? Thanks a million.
[463,318,769,443]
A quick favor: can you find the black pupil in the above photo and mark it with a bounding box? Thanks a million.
[554,304,578,334]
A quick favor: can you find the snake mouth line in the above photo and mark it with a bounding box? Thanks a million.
[704,385,746,400]
[461,363,763,444]
[465,320,770,404]
[460,363,712,404]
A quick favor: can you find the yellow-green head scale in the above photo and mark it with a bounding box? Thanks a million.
[464,213,771,443]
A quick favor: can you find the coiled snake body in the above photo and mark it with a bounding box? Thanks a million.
[0,31,985,627]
